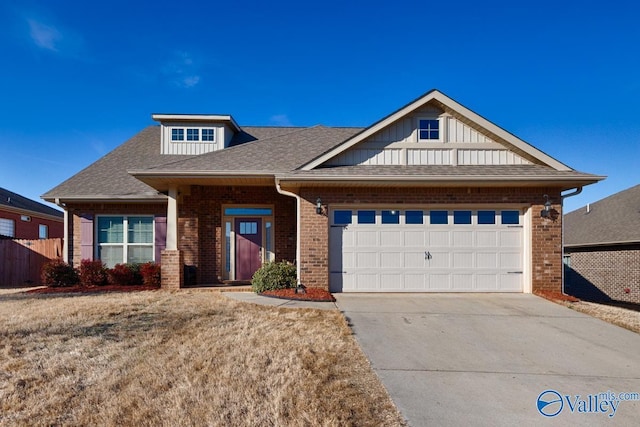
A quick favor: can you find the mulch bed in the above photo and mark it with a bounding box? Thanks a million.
[25,285,160,295]
[259,287,336,302]
[534,289,580,303]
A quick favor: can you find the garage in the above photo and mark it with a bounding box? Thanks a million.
[329,208,524,292]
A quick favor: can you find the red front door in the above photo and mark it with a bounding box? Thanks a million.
[235,218,263,281]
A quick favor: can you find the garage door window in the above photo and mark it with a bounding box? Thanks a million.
[406,210,424,224]
[478,210,496,224]
[381,210,399,224]
[333,210,352,224]
[501,210,520,224]
[430,210,448,224]
[357,210,375,224]
[453,210,472,224]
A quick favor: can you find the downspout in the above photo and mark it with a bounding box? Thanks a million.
[275,178,302,286]
[55,198,68,263]
[560,187,583,295]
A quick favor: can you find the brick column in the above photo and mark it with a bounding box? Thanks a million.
[161,249,183,289]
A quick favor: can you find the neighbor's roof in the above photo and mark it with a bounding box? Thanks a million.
[565,184,640,247]
[0,187,63,218]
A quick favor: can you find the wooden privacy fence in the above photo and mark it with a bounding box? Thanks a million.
[0,238,62,286]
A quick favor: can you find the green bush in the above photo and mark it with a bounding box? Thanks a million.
[41,259,79,287]
[79,259,108,287]
[251,261,297,293]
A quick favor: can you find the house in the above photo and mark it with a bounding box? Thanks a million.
[42,90,603,293]
[0,187,63,239]
[564,184,640,303]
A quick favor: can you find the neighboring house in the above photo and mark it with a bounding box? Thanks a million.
[564,184,640,303]
[42,90,603,293]
[0,187,63,239]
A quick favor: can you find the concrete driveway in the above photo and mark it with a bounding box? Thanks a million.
[334,294,640,426]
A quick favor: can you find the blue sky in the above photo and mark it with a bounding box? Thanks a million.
[1,0,638,213]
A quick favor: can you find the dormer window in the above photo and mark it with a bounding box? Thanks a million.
[418,118,440,141]
[170,127,216,143]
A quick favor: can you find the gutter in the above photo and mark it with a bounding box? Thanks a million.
[55,198,69,263]
[275,179,302,286]
[560,187,583,296]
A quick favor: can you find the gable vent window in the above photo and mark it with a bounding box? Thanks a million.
[171,127,216,143]
[418,119,440,141]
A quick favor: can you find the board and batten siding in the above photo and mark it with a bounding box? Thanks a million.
[160,123,229,155]
[325,114,531,166]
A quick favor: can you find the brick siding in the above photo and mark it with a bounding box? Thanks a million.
[565,246,640,303]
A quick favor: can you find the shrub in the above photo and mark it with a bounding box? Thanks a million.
[41,259,78,287]
[140,262,161,287]
[107,263,143,286]
[79,259,107,287]
[251,261,297,293]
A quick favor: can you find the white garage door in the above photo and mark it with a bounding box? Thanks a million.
[329,208,524,292]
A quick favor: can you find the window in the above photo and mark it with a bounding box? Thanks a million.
[97,216,153,267]
[239,222,258,235]
[333,210,352,224]
[171,128,184,141]
[224,207,272,216]
[202,128,215,141]
[477,210,496,225]
[171,127,215,143]
[453,210,472,224]
[501,210,520,225]
[381,210,399,224]
[405,210,424,224]
[357,210,375,224]
[0,218,15,237]
[418,119,440,141]
[39,224,48,239]
[186,128,199,141]
[430,210,448,225]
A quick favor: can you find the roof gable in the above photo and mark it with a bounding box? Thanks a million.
[301,90,570,171]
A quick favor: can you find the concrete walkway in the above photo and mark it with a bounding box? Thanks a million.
[334,293,640,426]
[223,291,339,310]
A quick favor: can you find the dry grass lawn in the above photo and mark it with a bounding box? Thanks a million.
[0,290,405,426]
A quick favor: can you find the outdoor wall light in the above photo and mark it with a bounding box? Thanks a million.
[540,195,552,218]
[316,197,323,215]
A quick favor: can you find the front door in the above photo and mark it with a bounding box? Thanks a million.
[235,218,263,281]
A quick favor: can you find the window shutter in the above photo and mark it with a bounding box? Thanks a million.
[80,214,93,260]
[154,215,166,264]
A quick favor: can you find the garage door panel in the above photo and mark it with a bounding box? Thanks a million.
[429,273,452,290]
[405,273,427,290]
[356,252,378,268]
[452,252,474,268]
[380,274,402,290]
[476,274,498,290]
[381,231,402,246]
[477,252,498,268]
[453,274,474,290]
[429,251,450,268]
[405,230,426,247]
[500,253,522,269]
[453,231,473,246]
[429,231,450,246]
[500,230,522,247]
[500,274,522,291]
[356,230,378,246]
[405,252,426,268]
[381,252,402,268]
[356,273,378,290]
[477,231,498,247]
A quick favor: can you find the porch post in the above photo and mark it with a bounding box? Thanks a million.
[166,186,178,250]
[161,186,182,289]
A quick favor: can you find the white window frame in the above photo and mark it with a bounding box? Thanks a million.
[417,117,442,142]
[39,224,48,239]
[96,215,155,266]
[0,218,15,237]
[170,126,216,143]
